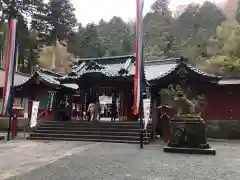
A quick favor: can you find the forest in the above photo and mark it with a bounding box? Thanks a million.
[1,0,240,75]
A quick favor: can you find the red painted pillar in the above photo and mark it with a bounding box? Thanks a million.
[162,115,169,144]
[159,105,172,145]
[11,114,18,138]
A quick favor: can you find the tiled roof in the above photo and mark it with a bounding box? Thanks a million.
[144,59,179,81]
[14,70,78,90]
[144,58,220,82]
[37,71,78,90]
[61,55,136,80]
[0,69,30,87]
[61,56,221,83]
[185,63,220,78]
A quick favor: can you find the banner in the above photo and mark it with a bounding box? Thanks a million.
[143,98,151,130]
[2,19,17,115]
[133,0,144,115]
[30,101,39,128]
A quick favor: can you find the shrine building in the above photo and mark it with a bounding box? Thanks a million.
[1,55,240,141]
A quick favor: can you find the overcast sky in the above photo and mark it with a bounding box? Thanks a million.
[70,0,224,25]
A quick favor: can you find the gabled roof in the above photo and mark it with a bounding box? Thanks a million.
[62,55,136,80]
[15,69,78,90]
[60,55,221,84]
[0,68,30,87]
[145,58,221,83]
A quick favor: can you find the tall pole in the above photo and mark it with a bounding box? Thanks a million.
[6,0,17,141]
[139,94,143,148]
[7,40,17,141]
[134,0,144,149]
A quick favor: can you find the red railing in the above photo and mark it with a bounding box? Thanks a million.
[37,109,48,122]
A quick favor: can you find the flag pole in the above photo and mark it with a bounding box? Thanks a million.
[6,0,18,141]
[7,20,17,141]
[139,93,144,148]
[7,42,17,141]
[134,0,144,148]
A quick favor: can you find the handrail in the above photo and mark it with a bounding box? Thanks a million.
[37,109,48,121]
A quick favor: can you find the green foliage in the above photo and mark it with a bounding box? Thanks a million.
[236,0,240,23]
[0,0,44,73]
[0,0,233,75]
[143,11,172,59]
[97,16,134,56]
[32,0,77,44]
[208,21,240,73]
[151,0,170,15]
[170,2,225,62]
[81,23,105,58]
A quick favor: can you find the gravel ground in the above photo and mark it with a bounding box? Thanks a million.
[0,140,97,180]
[5,140,240,180]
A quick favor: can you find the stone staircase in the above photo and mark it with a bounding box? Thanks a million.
[28,121,152,144]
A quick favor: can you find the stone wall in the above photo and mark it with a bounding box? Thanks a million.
[206,119,240,139]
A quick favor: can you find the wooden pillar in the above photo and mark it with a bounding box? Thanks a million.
[119,89,124,121]
[78,92,82,119]
[84,92,87,113]
[66,93,72,121]
[150,88,157,141]
[48,90,56,121]
[124,91,128,120]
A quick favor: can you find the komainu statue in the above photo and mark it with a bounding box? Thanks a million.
[160,84,207,118]
[160,85,214,152]
[174,93,206,117]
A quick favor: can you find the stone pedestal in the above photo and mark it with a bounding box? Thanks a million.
[164,115,216,155]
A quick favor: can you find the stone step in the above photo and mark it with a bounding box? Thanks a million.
[29,120,152,144]
[30,133,150,141]
[27,136,150,144]
[42,121,146,125]
[34,129,151,136]
[41,121,152,127]
[36,127,151,132]
[38,124,152,129]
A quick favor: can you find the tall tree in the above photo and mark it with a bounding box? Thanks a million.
[144,0,173,60]
[207,21,240,73]
[31,0,77,70]
[151,0,170,16]
[81,23,105,58]
[97,16,133,56]
[236,0,240,23]
[0,0,43,73]
[170,2,225,63]
[32,0,77,44]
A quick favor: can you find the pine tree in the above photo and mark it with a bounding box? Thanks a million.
[32,0,77,44]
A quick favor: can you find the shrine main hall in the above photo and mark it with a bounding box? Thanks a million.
[4,55,240,141]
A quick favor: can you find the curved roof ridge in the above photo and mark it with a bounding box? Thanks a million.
[73,54,135,64]
[144,57,181,66]
[184,63,221,78]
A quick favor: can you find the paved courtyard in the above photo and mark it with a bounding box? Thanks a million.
[0,140,239,180]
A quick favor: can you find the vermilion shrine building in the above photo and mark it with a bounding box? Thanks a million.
[1,55,240,139]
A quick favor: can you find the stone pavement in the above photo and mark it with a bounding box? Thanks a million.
[0,131,29,140]
[5,140,240,180]
[0,140,99,179]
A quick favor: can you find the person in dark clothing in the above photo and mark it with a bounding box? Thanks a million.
[111,103,117,122]
[111,93,117,122]
[58,99,65,121]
